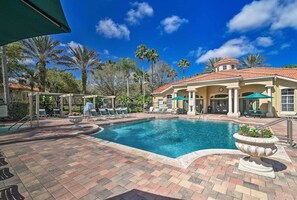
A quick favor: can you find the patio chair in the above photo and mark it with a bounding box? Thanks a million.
[52,108,61,117]
[107,108,116,119]
[99,109,110,119]
[115,108,124,118]
[148,106,154,113]
[39,109,48,118]
[88,109,104,121]
[121,107,131,118]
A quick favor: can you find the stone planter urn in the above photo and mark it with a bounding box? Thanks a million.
[69,115,83,128]
[233,133,279,178]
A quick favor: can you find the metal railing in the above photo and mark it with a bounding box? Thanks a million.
[258,117,295,147]
[8,115,35,131]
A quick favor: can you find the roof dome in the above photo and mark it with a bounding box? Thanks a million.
[214,58,240,68]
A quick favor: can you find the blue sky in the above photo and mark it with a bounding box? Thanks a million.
[53,0,297,79]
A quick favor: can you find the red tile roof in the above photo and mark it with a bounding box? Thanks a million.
[153,67,297,94]
[214,58,240,68]
[8,82,40,92]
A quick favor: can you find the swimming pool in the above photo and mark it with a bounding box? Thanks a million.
[93,119,239,158]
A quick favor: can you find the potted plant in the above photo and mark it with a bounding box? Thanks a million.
[68,112,83,128]
[233,125,279,178]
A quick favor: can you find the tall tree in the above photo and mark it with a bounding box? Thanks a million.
[241,54,268,68]
[135,44,149,108]
[22,36,64,92]
[133,69,149,95]
[91,61,126,96]
[178,59,191,79]
[281,64,297,68]
[150,61,178,88]
[117,58,137,97]
[64,45,101,94]
[204,57,222,73]
[147,48,159,88]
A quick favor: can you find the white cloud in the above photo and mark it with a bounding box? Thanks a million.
[256,37,273,47]
[160,15,188,34]
[227,0,277,32]
[188,47,205,58]
[196,37,259,63]
[103,49,109,55]
[281,43,291,49]
[59,43,67,47]
[126,2,153,25]
[68,41,83,49]
[271,0,297,30]
[96,18,130,40]
[227,0,297,32]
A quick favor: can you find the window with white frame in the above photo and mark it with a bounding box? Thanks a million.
[281,89,294,112]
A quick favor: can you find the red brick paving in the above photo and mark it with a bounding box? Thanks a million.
[0,114,296,199]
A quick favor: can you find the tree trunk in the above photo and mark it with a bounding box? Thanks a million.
[142,60,145,109]
[151,62,154,90]
[126,78,129,97]
[38,62,46,92]
[82,67,87,94]
[1,46,10,104]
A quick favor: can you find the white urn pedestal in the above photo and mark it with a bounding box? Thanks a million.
[69,116,83,128]
[233,133,279,178]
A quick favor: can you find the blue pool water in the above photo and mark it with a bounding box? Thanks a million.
[93,119,239,158]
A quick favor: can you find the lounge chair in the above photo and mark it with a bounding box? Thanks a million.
[107,108,116,119]
[148,107,154,113]
[115,108,124,118]
[52,108,61,117]
[99,109,110,119]
[121,107,130,118]
[89,109,106,121]
[39,109,48,118]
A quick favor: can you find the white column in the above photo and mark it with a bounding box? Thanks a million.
[60,96,64,117]
[174,92,178,108]
[68,95,72,113]
[234,88,240,117]
[227,88,233,116]
[187,91,196,115]
[266,86,273,117]
[36,92,40,127]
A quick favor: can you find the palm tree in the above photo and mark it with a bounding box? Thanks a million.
[117,58,137,97]
[133,69,149,95]
[178,59,191,79]
[204,57,222,73]
[241,54,268,68]
[22,36,64,92]
[64,45,101,94]
[135,44,149,108]
[147,48,159,88]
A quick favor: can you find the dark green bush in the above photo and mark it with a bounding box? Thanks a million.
[8,102,29,120]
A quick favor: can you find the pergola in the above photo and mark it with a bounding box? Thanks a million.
[28,92,116,127]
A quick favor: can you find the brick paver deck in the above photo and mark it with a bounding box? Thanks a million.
[0,114,296,200]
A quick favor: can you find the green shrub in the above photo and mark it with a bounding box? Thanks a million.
[238,124,273,138]
[8,102,29,120]
[261,128,273,138]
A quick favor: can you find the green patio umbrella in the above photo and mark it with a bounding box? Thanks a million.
[0,0,71,46]
[171,96,189,101]
[244,92,272,99]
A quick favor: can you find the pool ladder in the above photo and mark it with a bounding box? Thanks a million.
[8,115,35,131]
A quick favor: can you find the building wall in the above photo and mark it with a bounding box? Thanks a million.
[153,77,297,117]
[216,64,237,72]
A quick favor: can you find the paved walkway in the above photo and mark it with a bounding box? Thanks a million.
[0,114,296,200]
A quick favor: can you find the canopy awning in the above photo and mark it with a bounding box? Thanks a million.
[171,96,189,101]
[244,92,272,99]
[0,0,71,46]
